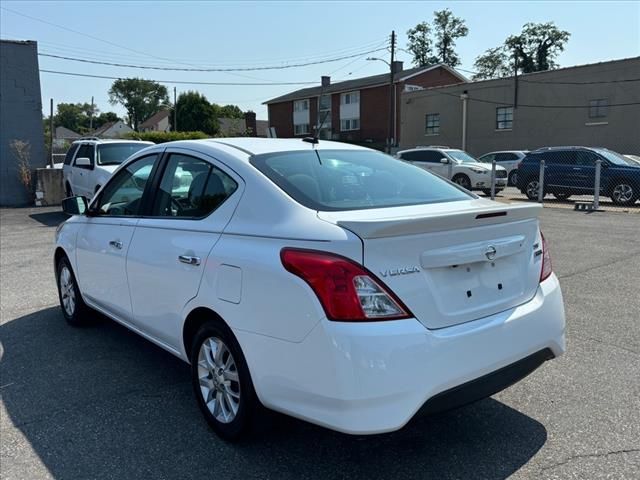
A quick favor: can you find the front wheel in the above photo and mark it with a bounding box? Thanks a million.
[56,256,92,326]
[508,170,518,186]
[452,174,471,190]
[191,321,259,441]
[610,182,637,205]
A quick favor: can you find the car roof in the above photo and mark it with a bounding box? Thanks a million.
[480,150,529,155]
[72,138,153,145]
[165,137,369,157]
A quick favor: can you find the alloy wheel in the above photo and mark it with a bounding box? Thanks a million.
[612,184,633,203]
[526,180,539,199]
[197,337,241,424]
[59,265,76,316]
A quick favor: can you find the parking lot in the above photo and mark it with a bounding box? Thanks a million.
[1,206,639,480]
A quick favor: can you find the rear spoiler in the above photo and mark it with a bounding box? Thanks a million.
[333,203,542,239]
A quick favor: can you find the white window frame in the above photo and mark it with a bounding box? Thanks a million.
[496,107,513,130]
[340,91,360,105]
[293,99,309,112]
[425,113,440,135]
[294,123,310,135]
[340,118,360,131]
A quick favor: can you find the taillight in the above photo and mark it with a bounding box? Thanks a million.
[540,232,553,282]
[280,248,411,322]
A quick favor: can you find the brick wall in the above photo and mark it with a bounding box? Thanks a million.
[268,102,294,137]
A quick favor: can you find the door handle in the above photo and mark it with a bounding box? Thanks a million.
[109,240,123,250]
[572,167,582,170]
[178,255,201,266]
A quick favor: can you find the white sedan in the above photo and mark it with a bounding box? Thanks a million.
[55,138,566,440]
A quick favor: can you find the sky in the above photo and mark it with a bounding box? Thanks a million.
[1,1,639,122]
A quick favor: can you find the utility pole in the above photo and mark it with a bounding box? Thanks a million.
[513,51,519,109]
[387,30,396,154]
[49,98,54,168]
[460,92,469,151]
[173,87,177,132]
[89,96,94,130]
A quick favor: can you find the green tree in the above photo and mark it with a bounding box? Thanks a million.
[473,22,570,79]
[171,91,218,134]
[432,9,468,67]
[217,104,244,119]
[54,103,86,132]
[406,22,434,67]
[108,78,169,131]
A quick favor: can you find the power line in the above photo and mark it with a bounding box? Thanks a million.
[38,48,388,72]
[39,69,319,86]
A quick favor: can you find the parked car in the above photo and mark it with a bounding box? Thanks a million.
[397,147,508,195]
[55,138,566,440]
[62,138,153,199]
[478,150,528,186]
[516,146,640,205]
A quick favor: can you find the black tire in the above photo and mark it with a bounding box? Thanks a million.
[508,170,518,186]
[191,320,259,441]
[553,192,572,201]
[482,189,492,196]
[452,174,471,190]
[525,178,542,200]
[55,256,92,326]
[609,181,637,206]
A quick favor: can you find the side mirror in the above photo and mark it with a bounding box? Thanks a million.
[62,196,88,216]
[75,157,92,168]
[440,158,450,164]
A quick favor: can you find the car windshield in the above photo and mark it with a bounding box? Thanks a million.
[97,143,150,165]
[594,148,636,167]
[446,150,478,163]
[250,149,472,211]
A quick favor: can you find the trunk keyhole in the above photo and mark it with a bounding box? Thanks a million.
[498,283,503,290]
[466,290,472,298]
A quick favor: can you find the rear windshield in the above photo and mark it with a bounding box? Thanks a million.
[250,149,472,211]
[97,143,151,166]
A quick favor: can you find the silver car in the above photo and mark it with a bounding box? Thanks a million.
[478,151,528,186]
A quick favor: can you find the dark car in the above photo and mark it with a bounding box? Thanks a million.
[516,147,640,206]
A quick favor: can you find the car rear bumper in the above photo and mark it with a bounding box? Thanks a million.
[237,273,565,434]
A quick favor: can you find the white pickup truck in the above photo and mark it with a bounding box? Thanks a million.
[62,138,153,199]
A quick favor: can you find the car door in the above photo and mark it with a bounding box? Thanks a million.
[572,150,600,191]
[126,149,243,349]
[72,143,96,198]
[75,153,161,322]
[544,151,576,190]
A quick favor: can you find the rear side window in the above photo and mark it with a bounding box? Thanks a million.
[64,144,80,165]
[495,153,518,161]
[151,153,237,218]
[251,149,472,212]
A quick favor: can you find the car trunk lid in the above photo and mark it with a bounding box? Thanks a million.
[319,200,543,329]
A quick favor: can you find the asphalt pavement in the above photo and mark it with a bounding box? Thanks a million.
[1,206,639,480]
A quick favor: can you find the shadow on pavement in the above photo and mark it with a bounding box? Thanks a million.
[28,211,67,227]
[1,307,547,480]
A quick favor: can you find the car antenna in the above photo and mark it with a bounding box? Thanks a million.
[303,81,330,148]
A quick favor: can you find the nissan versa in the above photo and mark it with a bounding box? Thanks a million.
[54,138,566,440]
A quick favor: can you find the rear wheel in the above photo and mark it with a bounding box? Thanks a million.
[525,179,542,200]
[452,174,471,190]
[553,192,572,201]
[191,320,258,441]
[56,256,92,326]
[508,170,518,186]
[610,181,637,205]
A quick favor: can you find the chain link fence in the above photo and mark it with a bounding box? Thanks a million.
[478,148,640,213]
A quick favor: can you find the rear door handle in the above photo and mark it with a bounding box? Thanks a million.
[179,255,201,266]
[109,240,123,250]
[573,167,582,170]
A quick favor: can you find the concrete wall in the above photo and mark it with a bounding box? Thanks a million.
[35,168,64,206]
[400,57,640,156]
[0,40,46,206]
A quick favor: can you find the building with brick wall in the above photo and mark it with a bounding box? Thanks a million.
[400,57,640,157]
[0,40,46,206]
[263,62,466,149]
